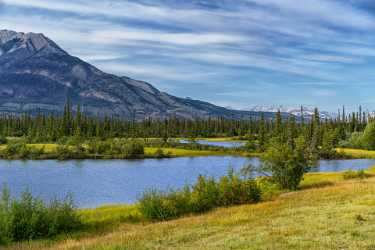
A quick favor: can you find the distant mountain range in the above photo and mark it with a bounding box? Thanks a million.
[0,29,275,120]
[250,105,336,120]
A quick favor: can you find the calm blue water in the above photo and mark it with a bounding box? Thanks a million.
[180,139,246,148]
[0,157,374,208]
[311,159,375,172]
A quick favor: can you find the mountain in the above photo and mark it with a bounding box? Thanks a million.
[0,29,272,120]
[250,105,335,120]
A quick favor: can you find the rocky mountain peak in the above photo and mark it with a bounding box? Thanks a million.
[0,30,65,56]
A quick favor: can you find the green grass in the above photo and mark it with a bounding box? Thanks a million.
[79,204,143,231]
[336,148,375,159]
[27,144,58,153]
[0,144,255,159]
[144,147,257,157]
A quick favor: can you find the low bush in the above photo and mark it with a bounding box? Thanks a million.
[0,142,44,159]
[343,169,370,180]
[154,148,167,158]
[139,188,191,221]
[122,142,144,158]
[56,144,86,160]
[0,136,7,145]
[139,170,261,221]
[0,186,82,244]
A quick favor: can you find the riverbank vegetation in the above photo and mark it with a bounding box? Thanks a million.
[0,144,321,247]
[4,143,373,248]
[0,187,81,244]
[3,165,375,249]
[139,170,261,221]
[0,140,254,160]
[0,102,371,160]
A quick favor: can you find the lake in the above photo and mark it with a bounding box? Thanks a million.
[180,139,246,148]
[1,157,375,208]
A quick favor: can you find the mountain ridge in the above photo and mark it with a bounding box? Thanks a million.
[0,29,276,120]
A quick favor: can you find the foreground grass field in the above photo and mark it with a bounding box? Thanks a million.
[7,168,375,250]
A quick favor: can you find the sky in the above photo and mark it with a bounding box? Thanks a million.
[1,0,375,112]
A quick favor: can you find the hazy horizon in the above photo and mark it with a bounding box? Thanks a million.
[1,0,375,112]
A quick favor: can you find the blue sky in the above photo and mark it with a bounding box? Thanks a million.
[1,0,375,111]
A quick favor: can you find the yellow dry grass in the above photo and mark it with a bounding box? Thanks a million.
[336,148,375,159]
[144,147,254,157]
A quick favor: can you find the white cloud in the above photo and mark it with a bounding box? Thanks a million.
[312,89,337,97]
[90,29,252,46]
[247,0,375,29]
[96,62,217,81]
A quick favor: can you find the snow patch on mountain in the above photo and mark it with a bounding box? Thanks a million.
[250,105,336,120]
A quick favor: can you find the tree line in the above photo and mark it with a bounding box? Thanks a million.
[0,101,369,146]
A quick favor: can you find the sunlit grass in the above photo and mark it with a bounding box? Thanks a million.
[144,147,257,157]
[79,204,142,226]
[336,148,375,159]
[27,144,58,153]
[0,144,255,158]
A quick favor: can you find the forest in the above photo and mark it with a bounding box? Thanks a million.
[0,101,372,160]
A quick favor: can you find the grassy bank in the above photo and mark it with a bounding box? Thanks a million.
[6,168,375,250]
[144,147,258,157]
[336,148,375,159]
[196,137,246,142]
[0,143,256,160]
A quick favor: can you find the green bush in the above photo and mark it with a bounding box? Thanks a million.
[0,186,81,244]
[139,188,191,221]
[122,142,144,158]
[0,136,7,145]
[154,148,166,158]
[343,169,370,180]
[259,137,315,190]
[361,121,375,150]
[1,142,30,159]
[139,170,261,221]
[338,132,364,149]
[190,176,219,213]
[55,144,87,160]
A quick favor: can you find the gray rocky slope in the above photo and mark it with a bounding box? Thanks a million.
[0,30,272,120]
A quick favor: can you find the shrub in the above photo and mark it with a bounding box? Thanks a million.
[86,139,111,155]
[1,142,30,159]
[343,169,370,180]
[0,186,81,244]
[0,136,7,145]
[154,148,166,158]
[55,144,86,160]
[139,170,261,221]
[190,176,219,213]
[139,189,190,221]
[339,132,364,149]
[122,142,144,159]
[361,121,375,150]
[259,137,315,190]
